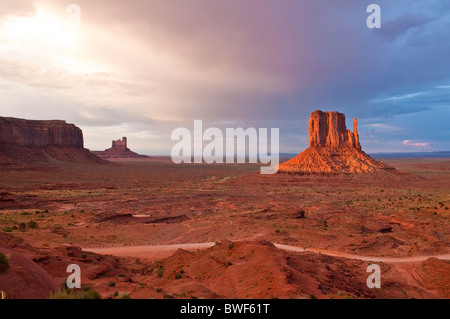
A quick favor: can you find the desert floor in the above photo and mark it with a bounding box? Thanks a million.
[0,157,449,299]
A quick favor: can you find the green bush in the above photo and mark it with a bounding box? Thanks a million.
[83,289,102,299]
[156,266,164,278]
[27,221,38,229]
[0,252,10,272]
[49,288,101,299]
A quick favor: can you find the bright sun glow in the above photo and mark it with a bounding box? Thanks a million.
[0,8,110,76]
[2,9,80,51]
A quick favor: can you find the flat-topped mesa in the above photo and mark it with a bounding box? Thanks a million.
[0,116,104,165]
[308,110,361,149]
[0,117,84,148]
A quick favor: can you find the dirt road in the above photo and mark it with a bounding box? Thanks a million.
[273,243,450,263]
[83,242,450,263]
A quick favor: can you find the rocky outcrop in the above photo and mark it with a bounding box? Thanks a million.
[309,111,361,149]
[0,117,84,148]
[279,110,397,175]
[112,137,127,149]
[93,137,150,160]
[0,116,103,166]
[0,233,59,299]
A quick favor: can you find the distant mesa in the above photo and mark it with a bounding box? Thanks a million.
[93,137,150,160]
[0,116,103,166]
[278,110,397,175]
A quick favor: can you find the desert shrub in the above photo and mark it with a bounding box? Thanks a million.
[0,252,10,272]
[49,288,101,299]
[26,220,38,229]
[18,222,27,230]
[117,292,131,299]
[156,266,164,278]
[108,281,116,287]
[83,289,101,299]
[49,290,79,299]
[174,273,182,280]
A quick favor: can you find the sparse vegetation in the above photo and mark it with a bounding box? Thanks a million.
[26,220,38,229]
[117,292,131,299]
[49,288,101,299]
[156,265,164,278]
[0,253,10,272]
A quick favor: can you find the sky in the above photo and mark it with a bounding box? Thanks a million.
[0,0,449,155]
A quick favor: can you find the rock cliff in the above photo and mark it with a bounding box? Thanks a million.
[0,117,84,148]
[279,110,396,174]
[308,110,361,149]
[0,116,103,166]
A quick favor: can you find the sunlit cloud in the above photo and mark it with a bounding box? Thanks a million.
[0,0,450,153]
[370,92,424,103]
[402,140,430,147]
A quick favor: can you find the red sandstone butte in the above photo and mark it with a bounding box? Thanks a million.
[309,111,361,149]
[93,137,150,160]
[279,110,396,174]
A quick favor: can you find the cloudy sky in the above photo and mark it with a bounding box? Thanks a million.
[1,0,449,155]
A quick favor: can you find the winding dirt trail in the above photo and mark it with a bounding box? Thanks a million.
[83,242,216,260]
[83,242,450,263]
[273,244,450,263]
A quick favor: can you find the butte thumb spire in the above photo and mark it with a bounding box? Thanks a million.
[279,110,397,175]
